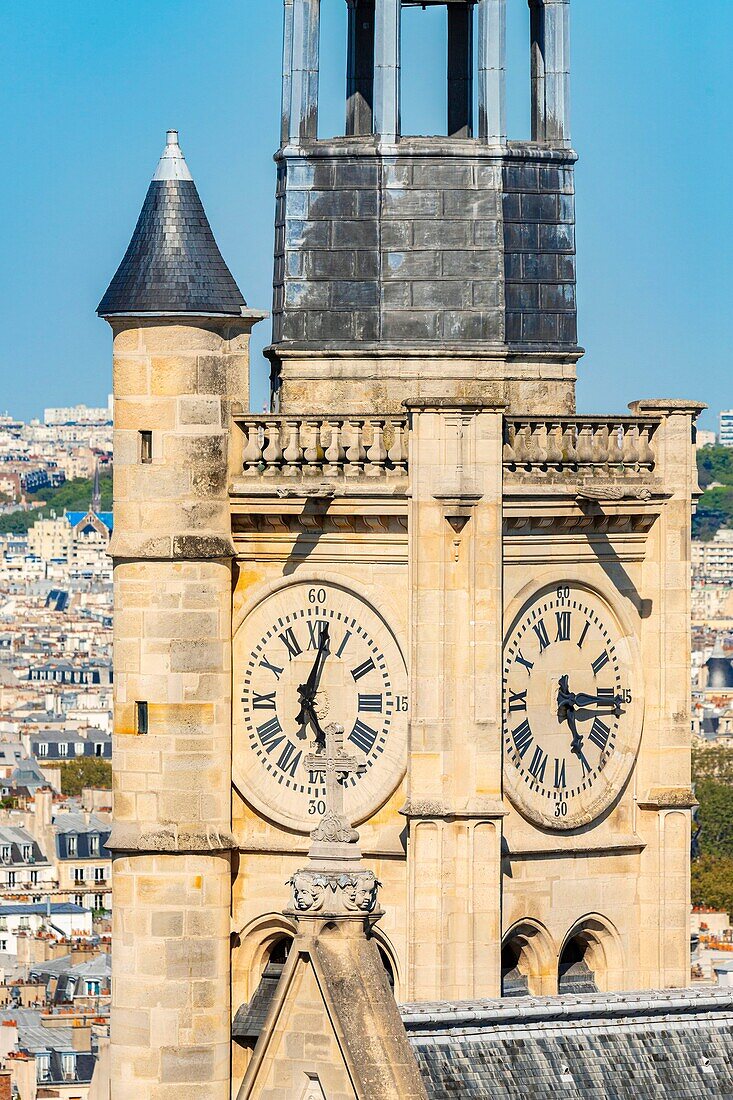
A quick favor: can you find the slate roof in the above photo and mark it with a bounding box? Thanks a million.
[97,130,246,317]
[401,988,733,1099]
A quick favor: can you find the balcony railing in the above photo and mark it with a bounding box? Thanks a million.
[236,416,408,483]
[503,417,660,483]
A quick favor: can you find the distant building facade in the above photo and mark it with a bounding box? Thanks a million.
[719,410,733,448]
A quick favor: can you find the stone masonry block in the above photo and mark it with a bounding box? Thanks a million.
[356,190,379,217]
[521,192,559,223]
[308,190,356,219]
[114,356,150,397]
[331,280,379,308]
[412,220,472,249]
[384,189,442,217]
[442,250,502,278]
[412,162,473,189]
[149,358,198,398]
[305,311,356,343]
[309,250,355,279]
[285,281,330,309]
[333,161,379,189]
[442,311,485,341]
[443,191,500,218]
[331,219,379,249]
[384,251,440,279]
[382,311,440,342]
[177,396,221,427]
[412,281,470,310]
[285,220,330,249]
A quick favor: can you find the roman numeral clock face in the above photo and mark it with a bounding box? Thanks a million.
[233,582,408,833]
[503,584,642,831]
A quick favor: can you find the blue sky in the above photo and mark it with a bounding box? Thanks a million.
[0,0,730,431]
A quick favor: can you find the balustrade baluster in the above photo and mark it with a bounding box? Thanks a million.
[242,420,264,476]
[345,420,365,477]
[282,419,303,477]
[562,422,578,467]
[387,419,407,477]
[324,420,346,476]
[608,422,624,468]
[592,423,609,470]
[622,424,640,467]
[303,419,322,475]
[262,421,283,476]
[532,422,549,468]
[638,423,655,468]
[503,422,517,466]
[546,422,563,467]
[365,419,387,477]
[576,423,594,466]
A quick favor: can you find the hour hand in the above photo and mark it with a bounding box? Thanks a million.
[573,691,625,716]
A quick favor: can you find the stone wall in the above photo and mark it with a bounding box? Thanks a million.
[273,140,577,354]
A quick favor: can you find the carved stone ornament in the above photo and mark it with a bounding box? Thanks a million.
[310,809,360,845]
[288,869,381,915]
[576,482,653,502]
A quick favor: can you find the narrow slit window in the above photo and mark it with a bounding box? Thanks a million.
[140,430,153,464]
[135,701,149,735]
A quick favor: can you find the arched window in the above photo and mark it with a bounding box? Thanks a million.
[501,919,556,997]
[232,935,294,1050]
[557,934,598,994]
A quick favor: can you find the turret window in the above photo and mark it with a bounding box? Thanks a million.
[135,701,149,735]
[139,430,153,464]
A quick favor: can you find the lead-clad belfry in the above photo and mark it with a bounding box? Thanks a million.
[99,3,731,1099]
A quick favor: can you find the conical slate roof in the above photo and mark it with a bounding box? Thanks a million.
[97,131,246,316]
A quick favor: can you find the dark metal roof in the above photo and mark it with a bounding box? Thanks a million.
[97,132,246,317]
[402,988,733,1099]
[232,962,284,1042]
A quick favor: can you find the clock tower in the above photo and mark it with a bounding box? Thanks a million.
[101,4,703,1099]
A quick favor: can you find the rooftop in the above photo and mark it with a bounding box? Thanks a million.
[97,130,247,317]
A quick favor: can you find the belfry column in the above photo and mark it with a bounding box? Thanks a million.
[98,131,264,1100]
[404,400,506,1002]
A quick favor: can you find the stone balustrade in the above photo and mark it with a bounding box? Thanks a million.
[236,415,409,481]
[503,416,660,481]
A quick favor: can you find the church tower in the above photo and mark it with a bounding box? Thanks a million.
[101,6,703,1099]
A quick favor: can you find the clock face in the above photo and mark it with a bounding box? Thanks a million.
[233,581,408,833]
[503,583,641,831]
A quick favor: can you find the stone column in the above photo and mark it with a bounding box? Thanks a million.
[108,315,260,1100]
[289,0,320,143]
[404,400,506,1002]
[281,0,295,145]
[631,400,705,990]
[530,0,570,145]
[477,0,506,144]
[347,0,375,136]
[374,0,400,142]
[448,3,473,138]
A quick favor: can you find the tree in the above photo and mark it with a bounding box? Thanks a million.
[58,757,112,797]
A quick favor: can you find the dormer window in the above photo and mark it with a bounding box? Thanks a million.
[67,835,77,856]
[90,835,100,856]
[22,845,31,861]
[1,846,10,863]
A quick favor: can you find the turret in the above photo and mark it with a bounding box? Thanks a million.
[98,130,264,1100]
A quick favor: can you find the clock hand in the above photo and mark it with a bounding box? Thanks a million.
[571,690,624,716]
[295,623,330,732]
[557,676,592,775]
[301,694,327,751]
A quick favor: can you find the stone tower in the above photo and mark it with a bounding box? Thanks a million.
[98,131,263,1100]
[270,0,576,414]
[102,6,703,1099]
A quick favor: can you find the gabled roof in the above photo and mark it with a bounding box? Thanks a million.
[97,130,247,317]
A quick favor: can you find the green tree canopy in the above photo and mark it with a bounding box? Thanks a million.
[57,757,112,797]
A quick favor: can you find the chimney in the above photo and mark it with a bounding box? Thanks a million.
[0,1069,11,1100]
[72,1021,92,1052]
